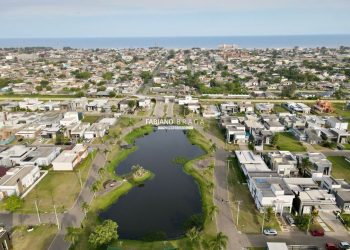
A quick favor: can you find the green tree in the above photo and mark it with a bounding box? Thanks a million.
[208,205,218,221]
[140,71,153,83]
[210,143,217,154]
[40,80,49,87]
[4,195,23,212]
[186,227,201,247]
[208,232,228,250]
[35,85,43,92]
[310,207,319,224]
[90,181,101,197]
[65,227,81,245]
[271,133,279,146]
[299,158,312,177]
[265,206,274,222]
[88,220,118,247]
[102,72,114,80]
[98,167,105,179]
[81,201,89,217]
[109,91,116,97]
[128,100,136,109]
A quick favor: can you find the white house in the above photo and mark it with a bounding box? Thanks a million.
[60,112,80,126]
[0,145,34,167]
[326,117,348,131]
[19,146,61,167]
[248,172,294,213]
[138,98,151,109]
[84,123,108,139]
[177,95,198,105]
[0,165,40,200]
[52,144,88,171]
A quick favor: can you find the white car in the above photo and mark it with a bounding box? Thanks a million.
[339,242,350,250]
[263,228,278,236]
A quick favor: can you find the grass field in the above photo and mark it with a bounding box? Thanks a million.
[203,118,225,142]
[331,103,350,118]
[228,157,280,233]
[273,104,288,113]
[17,151,96,213]
[275,132,306,152]
[328,156,350,182]
[82,115,101,124]
[187,129,212,153]
[12,224,58,250]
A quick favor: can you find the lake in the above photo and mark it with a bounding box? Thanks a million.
[100,129,205,240]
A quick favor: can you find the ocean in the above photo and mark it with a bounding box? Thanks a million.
[0,35,350,49]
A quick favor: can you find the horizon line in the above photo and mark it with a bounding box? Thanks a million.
[1,33,350,39]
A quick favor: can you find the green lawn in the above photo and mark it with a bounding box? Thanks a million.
[124,125,153,144]
[17,151,96,213]
[228,157,280,233]
[331,103,350,118]
[82,115,101,124]
[203,118,225,142]
[275,132,306,152]
[186,129,212,153]
[328,156,350,182]
[12,224,58,250]
[273,104,288,113]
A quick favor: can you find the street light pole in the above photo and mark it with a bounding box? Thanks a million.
[261,208,266,233]
[236,200,242,226]
[35,200,41,224]
[53,204,60,230]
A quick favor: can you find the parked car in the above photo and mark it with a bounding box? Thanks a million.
[263,228,277,236]
[338,242,350,250]
[284,214,295,226]
[310,229,324,236]
[326,242,338,250]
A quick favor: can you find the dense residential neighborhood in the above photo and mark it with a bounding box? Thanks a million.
[1,46,350,250]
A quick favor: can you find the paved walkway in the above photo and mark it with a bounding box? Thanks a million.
[213,149,249,250]
[48,152,105,250]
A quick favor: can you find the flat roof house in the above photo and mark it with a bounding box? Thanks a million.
[0,145,34,167]
[52,144,88,171]
[267,151,298,177]
[248,172,294,213]
[235,150,270,175]
[19,146,61,167]
[0,165,40,200]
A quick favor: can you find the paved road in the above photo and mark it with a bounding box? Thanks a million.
[245,231,350,248]
[166,101,174,117]
[48,152,105,250]
[153,100,165,117]
[0,212,62,228]
[213,149,249,250]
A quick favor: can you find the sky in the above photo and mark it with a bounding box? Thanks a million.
[1,0,350,38]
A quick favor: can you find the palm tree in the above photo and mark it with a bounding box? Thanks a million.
[300,158,312,177]
[186,227,201,247]
[98,167,105,179]
[90,181,100,198]
[210,143,217,154]
[209,232,228,250]
[311,207,319,224]
[208,205,218,221]
[81,201,89,217]
[265,206,274,222]
[64,227,81,245]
